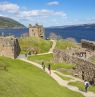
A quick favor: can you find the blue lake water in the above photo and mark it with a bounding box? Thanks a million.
[0,28,28,37]
[0,26,95,42]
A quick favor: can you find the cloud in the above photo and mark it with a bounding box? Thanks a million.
[20,9,66,17]
[47,1,59,6]
[0,1,67,26]
[0,2,19,13]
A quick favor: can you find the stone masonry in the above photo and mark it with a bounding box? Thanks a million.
[81,39,95,51]
[53,49,95,84]
[29,24,45,38]
[0,36,21,59]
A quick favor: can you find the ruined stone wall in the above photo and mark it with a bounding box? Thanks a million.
[53,49,95,83]
[0,36,21,59]
[14,38,21,58]
[81,39,95,51]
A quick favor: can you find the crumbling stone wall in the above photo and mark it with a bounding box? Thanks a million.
[53,49,95,84]
[81,39,95,51]
[0,36,21,59]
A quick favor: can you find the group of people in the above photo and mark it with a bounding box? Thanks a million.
[41,61,51,74]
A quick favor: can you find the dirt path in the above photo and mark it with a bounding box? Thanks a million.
[18,39,95,97]
[19,58,95,97]
[49,40,56,53]
[35,39,56,55]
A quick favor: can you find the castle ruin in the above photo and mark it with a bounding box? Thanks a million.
[29,24,45,38]
[81,39,95,51]
[53,49,95,84]
[0,36,21,59]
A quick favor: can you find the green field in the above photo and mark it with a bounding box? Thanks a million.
[28,53,53,62]
[19,37,52,54]
[28,54,75,70]
[0,57,84,97]
[56,39,79,50]
[55,72,73,81]
[68,81,95,93]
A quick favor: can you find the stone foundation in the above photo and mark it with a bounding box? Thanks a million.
[53,49,95,84]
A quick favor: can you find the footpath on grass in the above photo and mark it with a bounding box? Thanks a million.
[18,39,95,97]
[36,39,57,55]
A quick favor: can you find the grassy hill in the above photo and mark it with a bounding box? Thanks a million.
[0,16,25,28]
[56,39,79,50]
[0,57,84,97]
[19,37,52,54]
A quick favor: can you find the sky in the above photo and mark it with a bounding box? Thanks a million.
[0,0,95,27]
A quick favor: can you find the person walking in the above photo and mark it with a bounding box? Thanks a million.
[84,80,89,92]
[25,53,27,58]
[42,61,45,71]
[48,64,51,74]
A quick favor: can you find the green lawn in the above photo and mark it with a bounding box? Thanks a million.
[56,39,79,50]
[55,72,73,81]
[52,63,75,70]
[68,81,95,93]
[19,37,52,54]
[28,54,75,70]
[28,53,53,62]
[0,57,84,97]
[57,68,73,75]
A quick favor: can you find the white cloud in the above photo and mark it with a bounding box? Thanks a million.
[0,2,67,26]
[20,9,66,17]
[0,2,19,13]
[47,1,59,6]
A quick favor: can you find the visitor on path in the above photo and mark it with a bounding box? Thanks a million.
[25,53,27,57]
[84,80,89,92]
[42,61,45,71]
[48,64,51,74]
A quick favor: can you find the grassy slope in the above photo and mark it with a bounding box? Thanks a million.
[68,81,95,93]
[55,72,73,81]
[0,57,84,97]
[28,54,75,70]
[19,37,52,54]
[56,39,79,50]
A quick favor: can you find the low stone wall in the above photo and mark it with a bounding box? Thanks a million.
[53,49,95,84]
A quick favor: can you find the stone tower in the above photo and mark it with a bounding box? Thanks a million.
[29,24,45,38]
[0,36,21,59]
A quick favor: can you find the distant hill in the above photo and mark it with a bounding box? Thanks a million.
[45,23,95,42]
[47,23,95,29]
[0,16,26,28]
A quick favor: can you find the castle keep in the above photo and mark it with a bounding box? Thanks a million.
[29,24,45,38]
[0,36,21,59]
